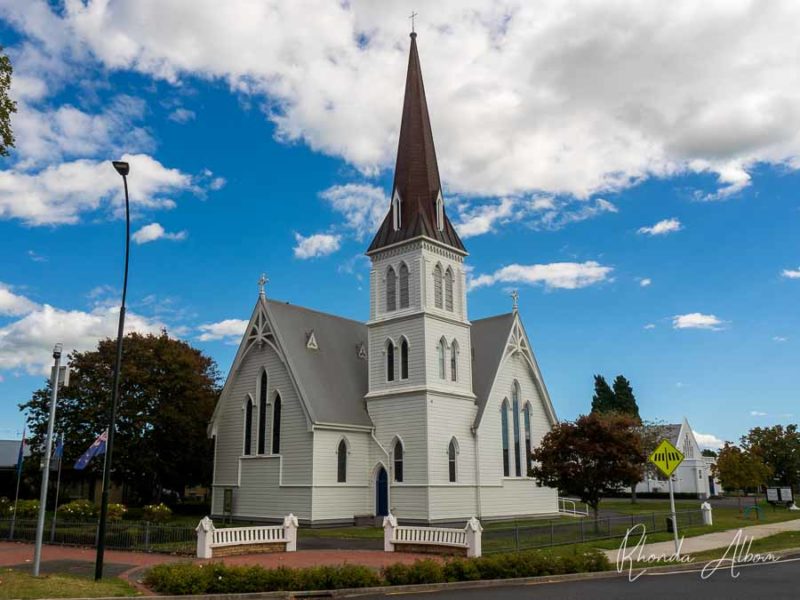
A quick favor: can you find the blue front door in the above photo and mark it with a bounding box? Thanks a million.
[376,467,388,516]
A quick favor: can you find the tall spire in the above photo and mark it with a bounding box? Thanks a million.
[367,33,465,254]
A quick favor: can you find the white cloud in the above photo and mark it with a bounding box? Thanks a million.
[750,410,767,417]
[0,283,39,316]
[643,323,656,330]
[132,222,188,244]
[692,431,724,450]
[293,232,342,259]
[453,197,516,238]
[781,267,800,279]
[0,302,165,374]
[469,261,613,291]
[197,319,248,343]
[638,218,682,236]
[0,153,194,225]
[168,108,196,123]
[319,184,387,241]
[27,250,47,262]
[672,312,726,330]
[773,336,788,342]
[5,1,798,201]
[639,278,652,287]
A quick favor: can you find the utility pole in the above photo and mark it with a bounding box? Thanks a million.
[32,344,65,576]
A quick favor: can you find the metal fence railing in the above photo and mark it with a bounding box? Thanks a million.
[482,509,705,554]
[0,518,196,555]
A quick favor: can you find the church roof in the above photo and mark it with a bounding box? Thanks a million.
[266,300,372,427]
[367,33,465,254]
[471,312,516,408]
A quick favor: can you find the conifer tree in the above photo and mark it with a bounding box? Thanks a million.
[612,375,641,421]
[590,375,616,414]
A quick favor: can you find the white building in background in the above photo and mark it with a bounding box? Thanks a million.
[206,33,560,525]
[635,417,723,498]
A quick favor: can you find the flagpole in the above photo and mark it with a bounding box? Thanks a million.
[50,434,64,543]
[9,432,23,540]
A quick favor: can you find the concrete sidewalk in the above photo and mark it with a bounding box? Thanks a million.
[604,517,800,561]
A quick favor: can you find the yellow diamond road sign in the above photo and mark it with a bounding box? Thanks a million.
[649,439,685,478]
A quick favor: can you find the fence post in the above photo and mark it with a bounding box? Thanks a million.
[465,517,482,558]
[383,513,397,552]
[514,524,520,551]
[144,521,151,552]
[283,513,298,552]
[701,502,713,526]
[195,516,215,559]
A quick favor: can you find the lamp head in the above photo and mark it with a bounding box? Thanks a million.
[112,161,130,177]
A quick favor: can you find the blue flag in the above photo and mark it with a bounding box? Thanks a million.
[51,433,64,470]
[15,429,25,476]
[74,430,108,470]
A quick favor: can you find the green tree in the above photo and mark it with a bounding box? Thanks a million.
[530,412,644,526]
[741,424,800,492]
[701,449,718,458]
[590,375,616,414]
[712,442,772,511]
[20,332,220,504]
[0,46,17,156]
[611,375,641,421]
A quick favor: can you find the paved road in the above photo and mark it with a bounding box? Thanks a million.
[352,557,800,599]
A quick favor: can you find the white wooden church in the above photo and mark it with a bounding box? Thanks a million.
[209,33,559,525]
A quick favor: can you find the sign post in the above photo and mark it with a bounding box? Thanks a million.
[648,439,685,557]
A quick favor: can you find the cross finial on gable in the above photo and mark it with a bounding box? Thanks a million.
[258,273,269,297]
[510,289,519,312]
[409,11,418,34]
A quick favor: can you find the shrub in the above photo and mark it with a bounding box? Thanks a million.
[59,500,97,521]
[143,503,172,522]
[12,499,39,518]
[0,496,11,518]
[145,563,213,595]
[382,559,445,586]
[107,503,127,522]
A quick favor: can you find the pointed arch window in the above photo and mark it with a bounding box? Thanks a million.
[436,191,444,232]
[450,339,459,382]
[399,263,409,308]
[337,439,348,482]
[244,397,254,456]
[258,371,268,455]
[448,438,458,482]
[386,340,395,382]
[438,338,446,379]
[386,267,397,312]
[501,400,510,477]
[392,190,402,231]
[523,403,532,473]
[271,394,282,454]
[433,264,443,309]
[444,268,454,311]
[400,338,409,380]
[393,439,404,482]
[512,383,522,477]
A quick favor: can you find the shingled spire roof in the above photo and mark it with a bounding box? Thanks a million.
[367,33,466,254]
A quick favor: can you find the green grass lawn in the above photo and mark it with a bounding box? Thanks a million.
[0,569,137,599]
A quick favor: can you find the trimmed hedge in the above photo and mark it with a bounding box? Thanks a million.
[144,549,609,595]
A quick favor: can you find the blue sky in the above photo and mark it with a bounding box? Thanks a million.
[1,1,799,447]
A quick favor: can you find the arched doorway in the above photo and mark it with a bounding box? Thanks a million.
[375,466,389,516]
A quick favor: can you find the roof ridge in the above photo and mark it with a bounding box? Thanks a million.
[265,298,366,327]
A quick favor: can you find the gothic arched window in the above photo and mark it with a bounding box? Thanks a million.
[258,371,268,454]
[386,340,395,382]
[448,438,458,482]
[244,397,253,456]
[271,394,282,454]
[399,263,409,308]
[386,267,397,312]
[523,403,533,473]
[400,338,409,380]
[438,338,446,379]
[501,400,510,477]
[512,382,522,477]
[444,268,454,311]
[433,264,443,309]
[337,439,348,482]
[450,339,459,382]
[393,439,404,482]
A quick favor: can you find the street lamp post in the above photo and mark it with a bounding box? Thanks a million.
[95,160,131,581]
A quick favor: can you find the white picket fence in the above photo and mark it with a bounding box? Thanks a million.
[196,514,298,558]
[383,514,482,557]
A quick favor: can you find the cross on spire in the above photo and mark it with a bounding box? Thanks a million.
[510,289,519,312]
[409,11,418,34]
[258,273,269,297]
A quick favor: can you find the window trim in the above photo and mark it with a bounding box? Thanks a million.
[386,339,396,382]
[257,370,268,455]
[512,381,522,477]
[398,262,410,309]
[450,339,459,382]
[271,393,282,455]
[392,189,402,231]
[386,266,397,312]
[437,337,447,379]
[523,401,533,474]
[501,399,510,477]
[243,395,254,456]
[400,337,409,380]
[433,263,443,309]
[392,437,405,483]
[337,437,349,483]
[448,437,459,483]
[444,267,454,312]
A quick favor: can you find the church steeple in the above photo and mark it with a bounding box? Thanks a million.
[367,33,465,255]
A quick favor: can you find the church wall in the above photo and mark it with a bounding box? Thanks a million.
[420,244,466,318]
[236,458,311,520]
[422,315,473,395]
[367,317,426,393]
[310,429,372,521]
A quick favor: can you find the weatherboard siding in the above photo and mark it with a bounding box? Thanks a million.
[311,429,372,520]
